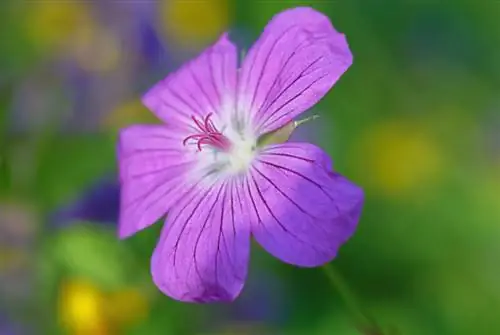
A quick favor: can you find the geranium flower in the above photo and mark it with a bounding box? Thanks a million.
[118,7,363,302]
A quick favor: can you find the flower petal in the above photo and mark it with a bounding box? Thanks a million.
[238,7,352,135]
[248,143,363,266]
[151,179,250,302]
[142,33,237,129]
[118,125,197,238]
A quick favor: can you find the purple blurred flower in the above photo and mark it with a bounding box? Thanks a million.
[226,270,289,325]
[55,1,173,132]
[0,202,36,305]
[139,23,170,68]
[0,313,22,335]
[117,7,363,303]
[51,178,120,227]
[202,270,288,333]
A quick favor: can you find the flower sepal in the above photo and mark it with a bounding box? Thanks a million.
[257,115,319,147]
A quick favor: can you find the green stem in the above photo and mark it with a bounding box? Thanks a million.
[322,263,383,334]
[0,82,14,196]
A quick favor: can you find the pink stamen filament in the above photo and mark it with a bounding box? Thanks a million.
[183,113,231,152]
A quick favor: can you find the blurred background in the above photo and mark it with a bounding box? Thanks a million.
[1,0,499,334]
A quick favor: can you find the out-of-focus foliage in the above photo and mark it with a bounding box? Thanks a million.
[1,0,500,334]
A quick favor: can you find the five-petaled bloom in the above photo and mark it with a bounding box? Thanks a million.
[118,7,364,303]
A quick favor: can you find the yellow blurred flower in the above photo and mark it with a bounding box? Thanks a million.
[24,1,90,52]
[59,279,109,335]
[354,119,443,197]
[70,22,122,73]
[23,0,120,72]
[160,0,230,49]
[103,99,161,132]
[58,278,149,335]
[106,288,149,326]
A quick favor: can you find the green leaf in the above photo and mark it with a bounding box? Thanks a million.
[51,224,139,289]
[34,134,115,211]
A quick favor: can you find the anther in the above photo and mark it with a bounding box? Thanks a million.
[183,114,231,152]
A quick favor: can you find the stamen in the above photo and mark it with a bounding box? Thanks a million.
[294,114,320,127]
[183,114,231,152]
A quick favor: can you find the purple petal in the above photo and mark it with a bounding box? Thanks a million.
[248,143,363,266]
[151,180,250,302]
[238,7,352,135]
[142,33,237,129]
[118,125,198,238]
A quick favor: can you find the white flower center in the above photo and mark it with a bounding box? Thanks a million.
[184,112,258,179]
[226,136,257,174]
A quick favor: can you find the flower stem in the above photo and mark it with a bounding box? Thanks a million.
[322,263,383,334]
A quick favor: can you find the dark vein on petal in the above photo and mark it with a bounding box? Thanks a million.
[189,58,218,115]
[257,57,325,130]
[168,82,204,117]
[261,72,328,131]
[159,76,201,117]
[248,26,301,114]
[221,50,227,93]
[252,165,325,223]
[277,54,325,90]
[191,183,225,291]
[241,36,264,98]
[229,179,237,239]
[123,170,185,209]
[156,93,196,121]
[125,161,192,180]
[168,182,216,272]
[248,170,328,257]
[226,179,239,274]
[244,173,270,235]
[259,55,323,118]
[123,132,181,143]
[242,24,301,97]
[175,60,212,116]
[248,170,289,233]
[156,181,215,287]
[257,158,334,202]
[208,46,222,108]
[214,182,229,288]
[119,149,183,162]
[259,151,315,163]
[254,38,311,117]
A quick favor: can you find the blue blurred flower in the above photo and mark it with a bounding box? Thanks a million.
[211,270,289,331]
[50,178,120,227]
[139,22,171,70]
[404,7,481,67]
[0,312,24,335]
[101,0,173,79]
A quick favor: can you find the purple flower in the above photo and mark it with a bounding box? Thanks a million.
[117,7,363,303]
